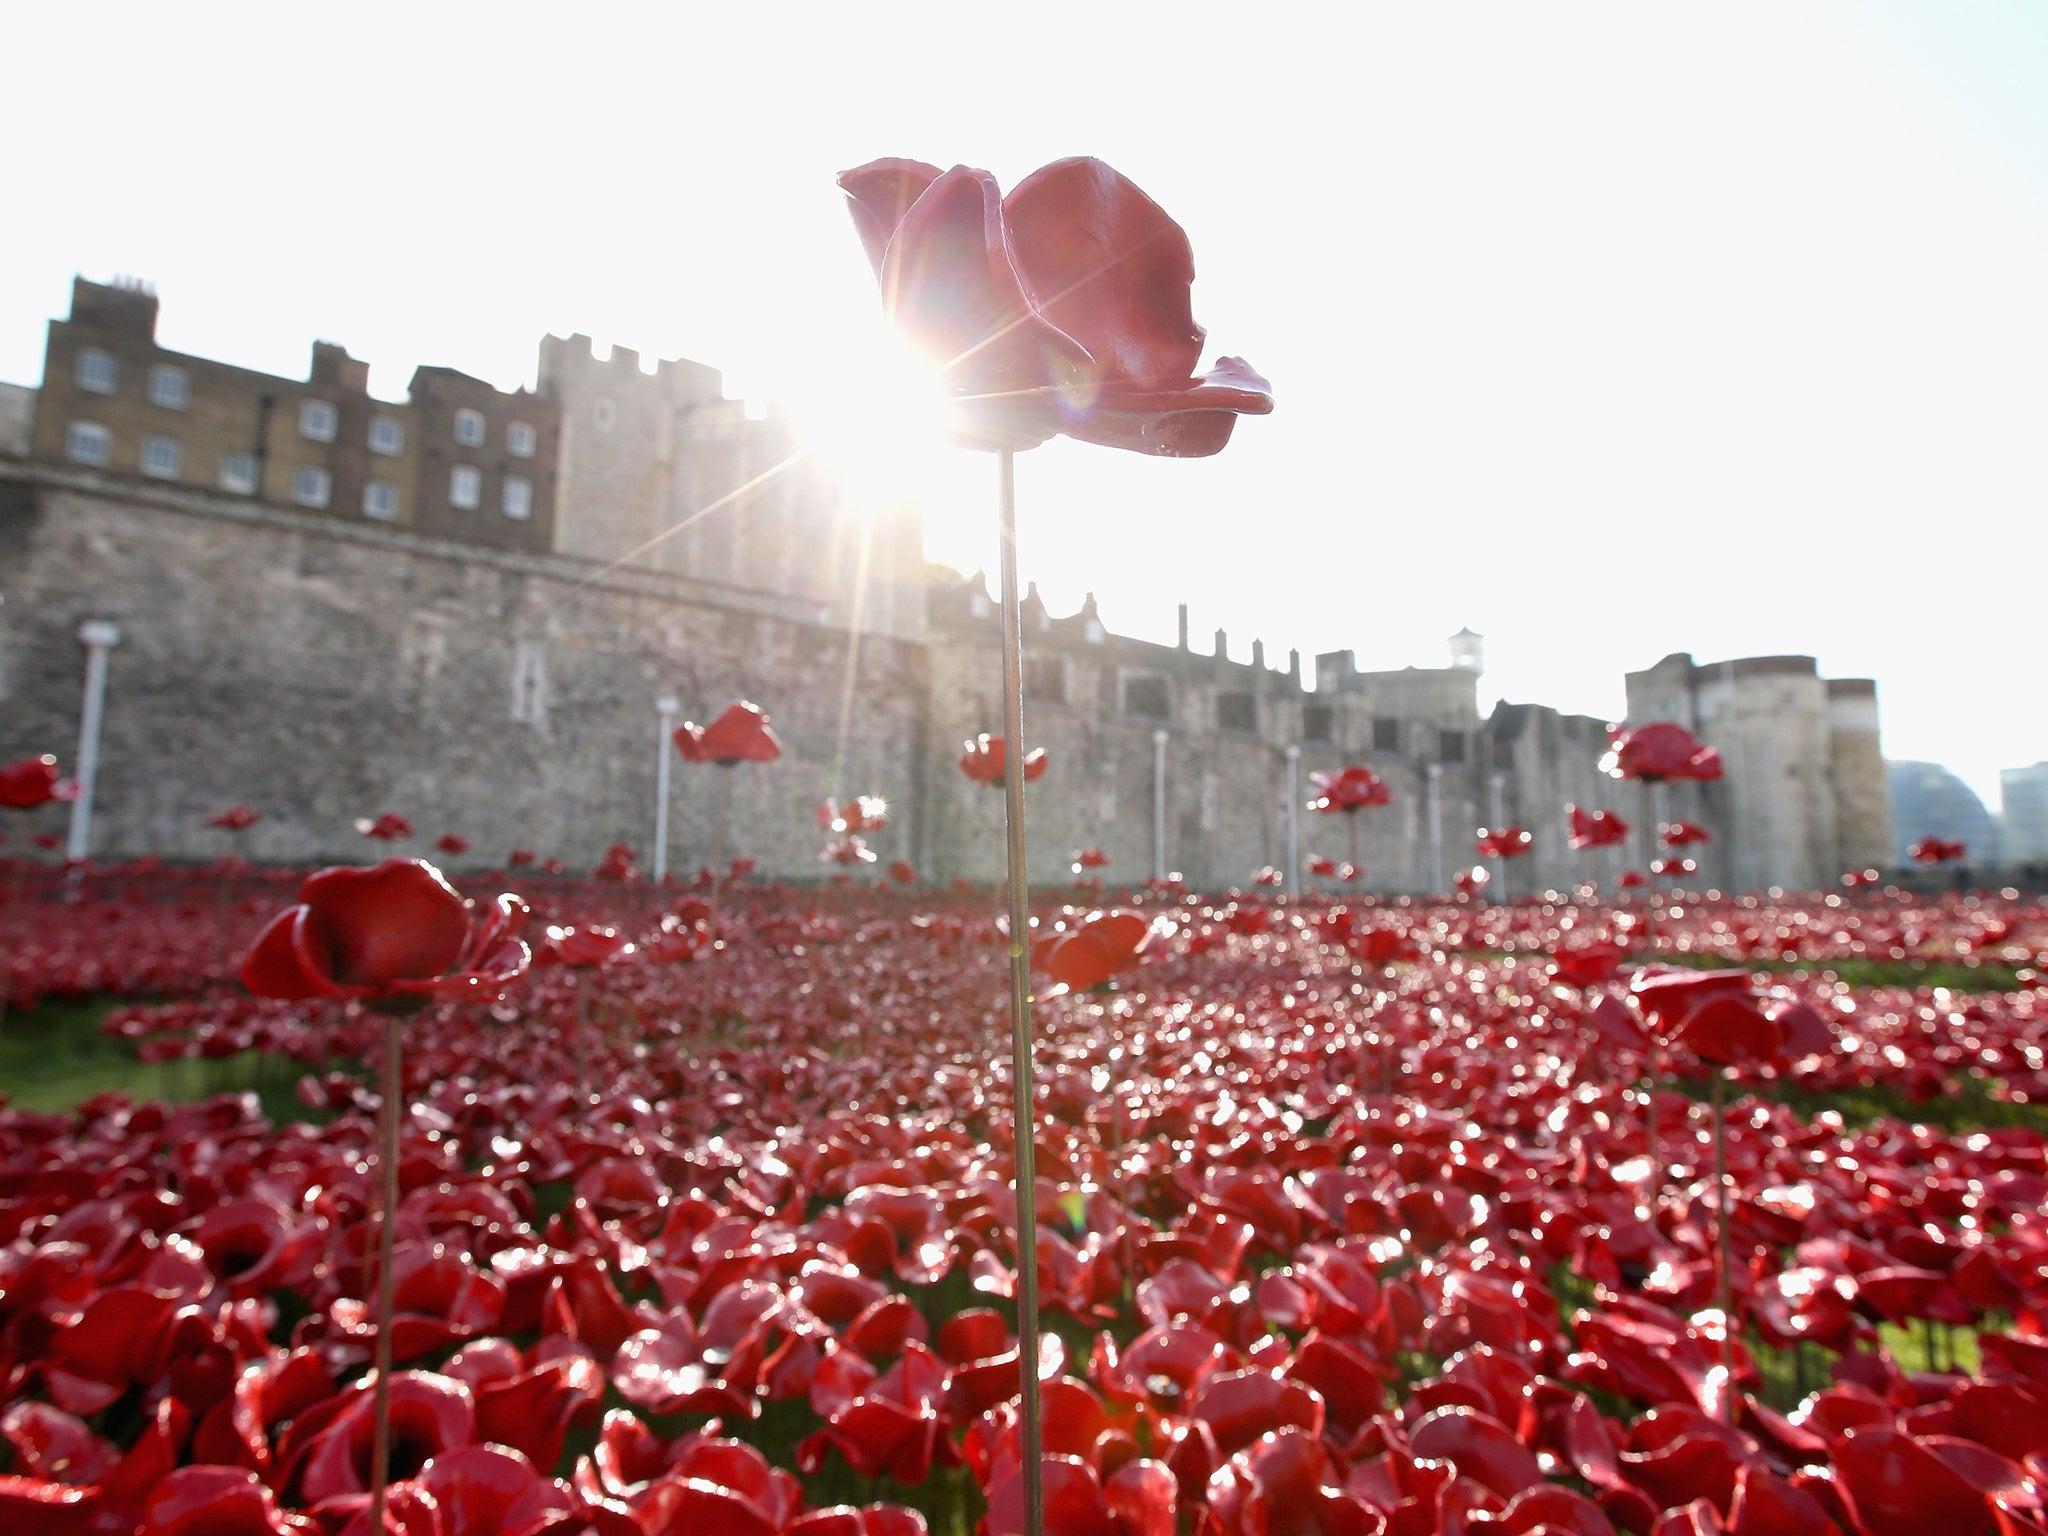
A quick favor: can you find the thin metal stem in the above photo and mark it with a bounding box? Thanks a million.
[996,447,1044,1536]
[1642,779,1661,1205]
[367,1007,403,1536]
[1712,1066,1733,1421]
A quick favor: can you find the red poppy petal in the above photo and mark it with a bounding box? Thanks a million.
[242,907,330,1000]
[1002,157,1204,389]
[838,158,945,275]
[299,860,469,988]
[876,165,1091,429]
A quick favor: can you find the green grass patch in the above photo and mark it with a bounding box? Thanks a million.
[0,996,326,1123]
[1674,1068,2048,1137]
[1652,950,2029,995]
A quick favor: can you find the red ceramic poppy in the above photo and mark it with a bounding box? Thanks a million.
[0,755,67,810]
[534,924,635,968]
[242,860,531,1002]
[1842,867,1880,888]
[1308,767,1391,815]
[1073,847,1112,872]
[960,735,1048,787]
[888,860,917,884]
[592,843,639,881]
[676,701,783,765]
[507,847,536,867]
[435,833,471,856]
[1567,805,1630,850]
[1043,911,1156,994]
[822,836,877,867]
[1909,837,1966,864]
[1660,820,1712,848]
[1454,865,1490,897]
[1601,723,1723,783]
[1551,940,1627,988]
[353,811,413,841]
[821,796,890,834]
[1618,869,1649,889]
[208,803,261,831]
[839,156,1272,456]
[1476,826,1534,860]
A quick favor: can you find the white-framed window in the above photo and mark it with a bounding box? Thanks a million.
[293,466,331,507]
[65,421,111,466]
[368,416,405,456]
[219,452,258,494]
[299,399,338,442]
[75,349,118,394]
[452,408,486,447]
[140,436,183,478]
[147,364,190,410]
[501,475,532,520]
[363,481,399,520]
[449,465,481,509]
[506,420,536,458]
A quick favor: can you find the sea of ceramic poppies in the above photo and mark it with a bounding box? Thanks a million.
[2,864,2046,1536]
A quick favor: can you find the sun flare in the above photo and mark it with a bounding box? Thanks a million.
[787,327,954,508]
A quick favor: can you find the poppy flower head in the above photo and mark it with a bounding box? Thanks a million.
[1308,766,1390,815]
[676,701,783,766]
[960,735,1048,788]
[242,860,531,1002]
[1659,820,1711,849]
[822,836,877,866]
[1908,837,1966,865]
[207,803,260,831]
[0,754,66,810]
[592,843,639,881]
[1476,826,1533,861]
[821,795,890,834]
[1041,910,1160,994]
[435,833,471,856]
[839,156,1272,456]
[354,811,413,841]
[1567,804,1629,849]
[1601,722,1723,784]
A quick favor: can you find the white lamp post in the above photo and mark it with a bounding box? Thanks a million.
[1285,743,1301,892]
[1427,762,1444,892]
[1151,728,1169,881]
[652,695,679,882]
[67,621,121,862]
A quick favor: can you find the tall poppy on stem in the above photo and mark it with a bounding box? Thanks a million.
[675,700,783,938]
[1308,765,1389,876]
[241,859,530,1535]
[843,152,1269,1536]
[1475,825,1532,903]
[1633,967,1798,1420]
[1602,722,1722,948]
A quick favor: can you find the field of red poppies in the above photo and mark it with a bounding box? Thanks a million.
[3,864,2046,1536]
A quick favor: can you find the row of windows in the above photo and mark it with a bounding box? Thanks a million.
[71,352,536,458]
[66,422,532,520]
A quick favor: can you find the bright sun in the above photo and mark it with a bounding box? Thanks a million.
[786,324,954,508]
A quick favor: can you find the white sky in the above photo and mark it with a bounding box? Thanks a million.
[6,2,2044,811]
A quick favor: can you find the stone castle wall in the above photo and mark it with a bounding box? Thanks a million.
[0,465,929,877]
[0,460,1890,894]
